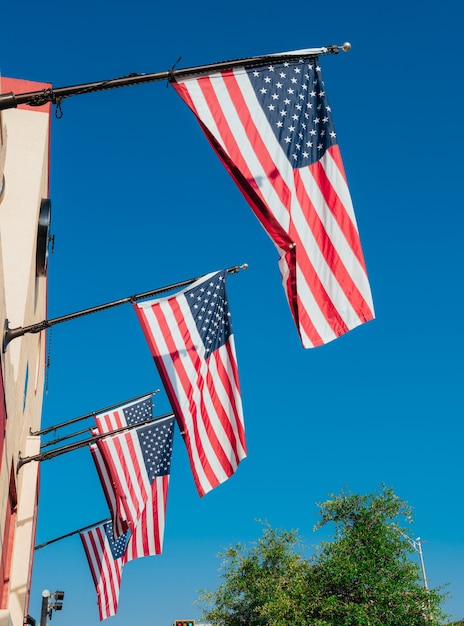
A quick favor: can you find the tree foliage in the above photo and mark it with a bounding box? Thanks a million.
[196,486,449,626]
[307,486,448,625]
[197,524,312,625]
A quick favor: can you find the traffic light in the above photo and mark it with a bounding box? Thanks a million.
[173,621,195,626]
[40,590,65,626]
[49,590,65,613]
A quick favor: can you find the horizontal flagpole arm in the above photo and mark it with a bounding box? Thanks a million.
[3,263,247,352]
[17,410,175,472]
[31,389,159,437]
[0,44,349,111]
[35,518,110,551]
[40,425,95,449]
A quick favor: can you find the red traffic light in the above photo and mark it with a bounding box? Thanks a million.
[174,621,195,626]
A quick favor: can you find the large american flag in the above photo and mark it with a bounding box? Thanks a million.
[134,270,246,497]
[80,521,128,620]
[94,397,174,540]
[173,54,375,348]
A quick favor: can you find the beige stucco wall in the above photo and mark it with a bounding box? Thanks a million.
[0,82,51,626]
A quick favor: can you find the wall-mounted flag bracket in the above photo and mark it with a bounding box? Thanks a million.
[34,389,160,448]
[32,390,158,437]
[17,410,174,472]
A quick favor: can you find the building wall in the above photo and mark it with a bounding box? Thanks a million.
[0,78,52,626]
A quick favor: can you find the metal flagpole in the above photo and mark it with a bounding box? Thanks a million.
[34,519,110,551]
[17,410,175,471]
[0,44,351,112]
[32,389,159,438]
[3,263,247,352]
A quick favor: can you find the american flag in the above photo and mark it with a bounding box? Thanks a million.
[89,442,168,556]
[80,521,128,621]
[94,398,174,537]
[96,415,174,536]
[92,396,154,535]
[121,415,174,560]
[134,270,246,497]
[173,54,375,348]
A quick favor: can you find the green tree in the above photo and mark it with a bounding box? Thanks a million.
[197,523,312,625]
[306,485,448,625]
[197,486,449,626]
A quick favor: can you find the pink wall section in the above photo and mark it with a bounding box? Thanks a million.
[1,78,52,113]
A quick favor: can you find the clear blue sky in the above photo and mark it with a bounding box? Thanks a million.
[2,0,464,623]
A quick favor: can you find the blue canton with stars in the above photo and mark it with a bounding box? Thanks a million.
[104,521,129,559]
[136,416,175,482]
[122,397,153,426]
[246,58,337,168]
[184,271,232,359]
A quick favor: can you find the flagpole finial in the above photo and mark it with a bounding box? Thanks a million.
[226,263,248,275]
[341,42,351,52]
